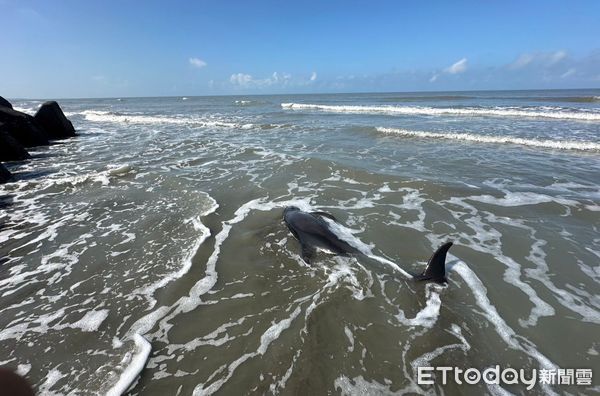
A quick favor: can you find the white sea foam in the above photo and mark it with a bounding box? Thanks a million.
[334,375,418,395]
[192,306,302,395]
[257,306,301,354]
[69,309,109,332]
[0,163,135,192]
[525,238,600,324]
[0,307,109,340]
[107,164,134,176]
[376,127,600,151]
[411,324,470,372]
[105,334,152,396]
[450,259,556,370]
[282,102,600,121]
[127,197,273,337]
[133,194,219,305]
[466,191,579,207]
[129,197,401,394]
[167,317,249,353]
[344,326,355,352]
[12,106,37,114]
[395,284,442,328]
[81,110,253,129]
[442,198,555,327]
[16,363,32,376]
[39,368,66,394]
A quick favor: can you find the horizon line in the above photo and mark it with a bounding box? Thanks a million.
[7,86,600,101]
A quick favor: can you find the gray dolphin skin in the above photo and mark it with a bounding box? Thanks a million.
[283,206,452,283]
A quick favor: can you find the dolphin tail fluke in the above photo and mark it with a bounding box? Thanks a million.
[413,242,453,283]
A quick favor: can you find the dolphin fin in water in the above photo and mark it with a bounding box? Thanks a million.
[300,242,317,263]
[283,206,454,283]
[412,242,453,283]
[283,206,359,264]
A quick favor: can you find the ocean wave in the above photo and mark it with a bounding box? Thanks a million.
[81,110,254,129]
[381,95,474,102]
[281,103,600,121]
[375,127,600,151]
[535,96,600,103]
[12,106,37,114]
[234,99,268,107]
[105,334,152,396]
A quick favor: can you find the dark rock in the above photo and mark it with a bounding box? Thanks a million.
[34,101,76,139]
[0,367,35,396]
[0,107,49,147]
[0,163,11,183]
[0,126,31,161]
[0,96,12,109]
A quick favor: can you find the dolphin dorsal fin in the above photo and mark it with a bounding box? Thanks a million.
[415,242,453,283]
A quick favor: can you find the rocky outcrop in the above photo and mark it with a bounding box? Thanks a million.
[0,107,49,147]
[34,101,76,139]
[0,163,11,183]
[0,96,12,109]
[0,97,76,184]
[0,126,31,161]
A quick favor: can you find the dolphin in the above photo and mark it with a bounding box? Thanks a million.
[282,206,452,283]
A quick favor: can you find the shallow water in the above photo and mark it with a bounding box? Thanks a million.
[1,90,599,394]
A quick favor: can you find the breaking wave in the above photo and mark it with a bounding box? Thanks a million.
[281,103,600,121]
[375,127,600,151]
[81,110,255,129]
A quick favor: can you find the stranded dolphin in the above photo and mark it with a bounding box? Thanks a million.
[282,206,452,283]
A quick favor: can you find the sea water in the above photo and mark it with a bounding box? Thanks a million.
[1,89,599,394]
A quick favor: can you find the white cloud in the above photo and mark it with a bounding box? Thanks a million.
[550,50,567,64]
[445,58,468,74]
[560,68,576,78]
[230,73,253,86]
[269,72,292,85]
[229,71,296,88]
[509,50,568,69]
[430,57,467,82]
[310,71,317,81]
[189,57,207,69]
[510,53,535,69]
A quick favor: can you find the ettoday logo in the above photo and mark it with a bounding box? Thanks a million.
[417,366,593,390]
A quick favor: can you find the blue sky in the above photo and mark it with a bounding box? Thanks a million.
[2,0,599,98]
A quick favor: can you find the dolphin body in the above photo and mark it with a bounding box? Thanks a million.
[283,206,452,283]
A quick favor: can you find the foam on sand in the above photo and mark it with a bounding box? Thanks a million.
[69,309,110,332]
[450,259,556,370]
[335,375,419,395]
[395,283,442,328]
[193,306,303,395]
[106,334,152,396]
[133,194,219,306]
[376,127,600,151]
[282,102,600,121]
